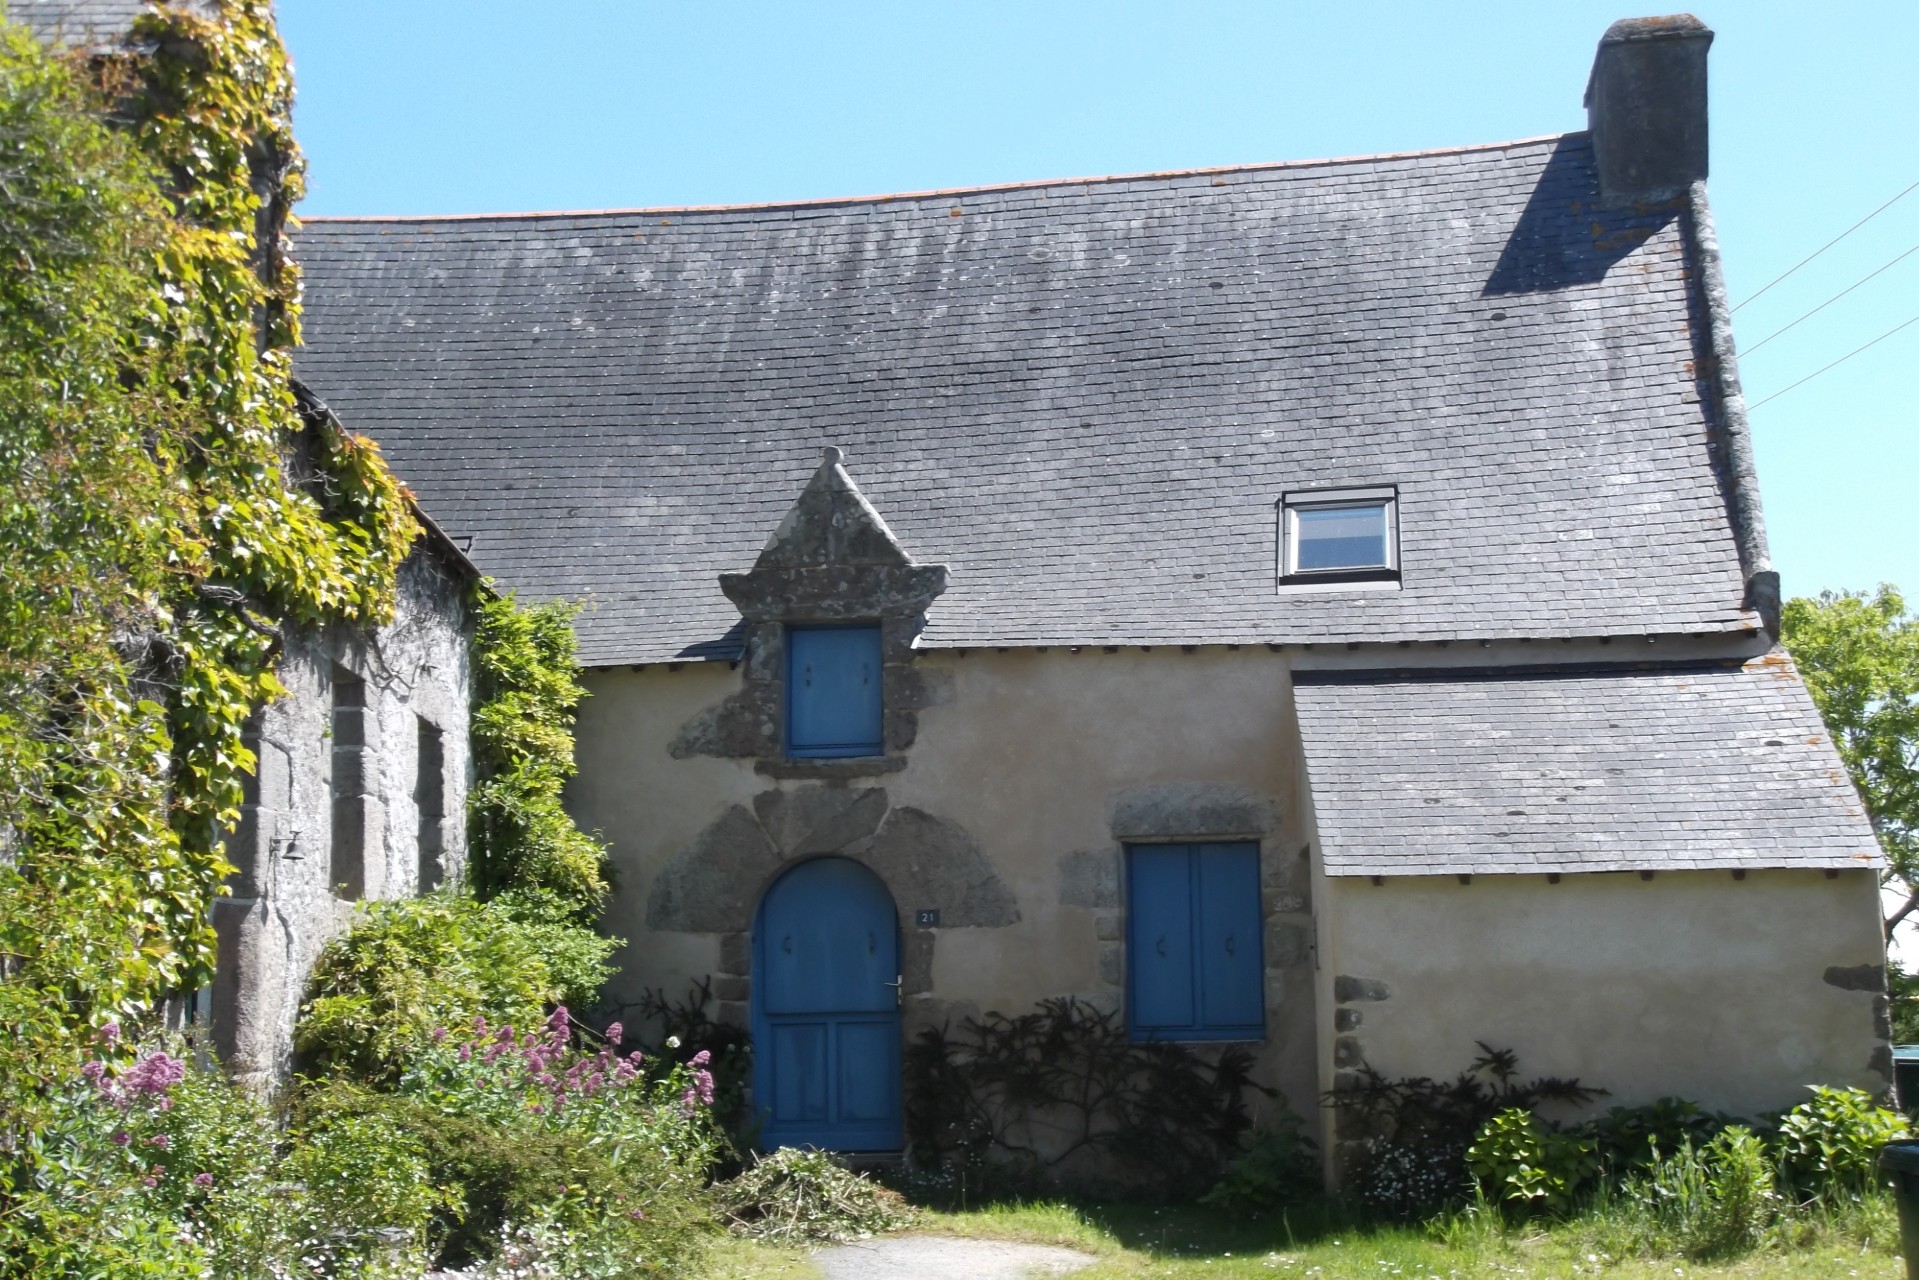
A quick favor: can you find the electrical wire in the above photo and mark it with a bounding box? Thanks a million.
[1733,178,1919,312]
[1741,241,1919,356]
[1747,312,1919,410]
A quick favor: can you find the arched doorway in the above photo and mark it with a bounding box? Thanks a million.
[751,857,903,1151]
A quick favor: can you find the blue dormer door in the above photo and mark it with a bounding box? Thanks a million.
[787,625,883,758]
[752,858,902,1151]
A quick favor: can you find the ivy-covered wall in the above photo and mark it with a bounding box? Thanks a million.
[0,0,417,1096]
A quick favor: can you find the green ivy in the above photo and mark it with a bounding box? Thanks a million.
[0,0,415,1093]
[468,592,612,922]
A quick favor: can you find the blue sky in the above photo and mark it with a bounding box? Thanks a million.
[278,1,1919,604]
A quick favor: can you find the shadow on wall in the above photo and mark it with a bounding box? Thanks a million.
[1481,136,1679,297]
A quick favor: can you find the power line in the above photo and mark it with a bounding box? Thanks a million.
[1742,241,1919,356]
[1747,312,1919,410]
[1733,178,1919,313]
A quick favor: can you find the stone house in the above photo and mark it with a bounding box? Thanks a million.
[208,405,481,1089]
[276,14,1892,1159]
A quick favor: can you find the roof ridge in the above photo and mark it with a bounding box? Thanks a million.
[299,131,1579,225]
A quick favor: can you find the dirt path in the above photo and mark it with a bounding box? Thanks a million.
[813,1234,1097,1280]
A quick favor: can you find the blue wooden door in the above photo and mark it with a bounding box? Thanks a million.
[753,858,902,1151]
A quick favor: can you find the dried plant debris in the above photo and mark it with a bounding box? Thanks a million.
[716,1148,918,1244]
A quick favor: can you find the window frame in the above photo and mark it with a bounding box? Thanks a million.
[1124,841,1267,1043]
[784,622,885,760]
[1280,485,1400,582]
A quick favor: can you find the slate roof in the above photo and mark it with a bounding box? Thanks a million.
[294,134,1759,666]
[1293,653,1881,876]
[10,0,210,48]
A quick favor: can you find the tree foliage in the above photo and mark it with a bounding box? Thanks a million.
[1781,586,1919,933]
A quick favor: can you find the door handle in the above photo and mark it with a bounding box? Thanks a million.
[883,975,903,1008]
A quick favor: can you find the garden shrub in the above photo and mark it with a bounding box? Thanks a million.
[1772,1085,1909,1205]
[326,1006,722,1271]
[1587,1096,1737,1176]
[1200,1106,1323,1215]
[637,978,755,1142]
[1329,1044,1601,1219]
[903,996,1272,1198]
[297,891,616,1081]
[1466,1107,1599,1214]
[717,1147,918,1243]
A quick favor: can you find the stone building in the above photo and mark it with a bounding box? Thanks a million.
[306,15,1889,1161]
[208,444,480,1088]
[17,1,485,1090]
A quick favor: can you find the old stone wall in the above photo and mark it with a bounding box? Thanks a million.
[571,646,1322,1145]
[1316,867,1888,1159]
[212,546,474,1088]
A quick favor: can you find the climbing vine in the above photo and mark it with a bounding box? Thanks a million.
[0,0,415,1094]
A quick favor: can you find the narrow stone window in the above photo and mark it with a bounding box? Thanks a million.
[328,665,366,900]
[415,716,445,894]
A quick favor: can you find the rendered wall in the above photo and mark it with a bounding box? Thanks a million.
[570,647,1322,1134]
[211,547,474,1089]
[1317,868,1889,1139]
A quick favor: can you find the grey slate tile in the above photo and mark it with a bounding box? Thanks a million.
[1293,655,1881,876]
[294,135,1756,666]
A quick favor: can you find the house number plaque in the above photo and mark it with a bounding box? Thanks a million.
[914,909,940,927]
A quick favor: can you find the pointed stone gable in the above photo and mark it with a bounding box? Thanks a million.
[720,448,947,624]
[752,447,912,571]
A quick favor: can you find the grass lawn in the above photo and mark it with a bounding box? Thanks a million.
[701,1198,1905,1280]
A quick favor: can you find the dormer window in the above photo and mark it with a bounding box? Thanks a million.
[787,623,884,758]
[1281,487,1399,581]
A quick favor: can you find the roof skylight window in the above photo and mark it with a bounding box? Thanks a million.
[1281,486,1399,581]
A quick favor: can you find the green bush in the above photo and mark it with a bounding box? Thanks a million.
[1587,1096,1736,1176]
[1466,1107,1599,1214]
[1201,1107,1322,1215]
[296,892,616,1081]
[1773,1085,1909,1205]
[324,1007,722,1271]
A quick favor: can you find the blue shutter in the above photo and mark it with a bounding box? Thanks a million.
[1128,845,1196,1034]
[1196,843,1264,1033]
[1127,842,1265,1041]
[787,625,883,757]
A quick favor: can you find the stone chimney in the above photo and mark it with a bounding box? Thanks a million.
[1584,15,1713,205]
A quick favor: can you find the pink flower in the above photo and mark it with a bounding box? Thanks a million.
[193,1173,214,1189]
[81,1060,105,1084]
[147,1134,169,1150]
[122,1052,186,1098]
[98,1021,121,1045]
[625,1050,644,1067]
[150,1164,166,1179]
[431,1027,448,1043]
[695,1068,716,1105]
[457,1044,472,1062]
[111,1130,131,1147]
[474,1015,489,1036]
[546,1006,571,1039]
[141,1177,158,1189]
[496,1026,514,1044]
[605,1022,623,1046]
[689,1049,711,1068]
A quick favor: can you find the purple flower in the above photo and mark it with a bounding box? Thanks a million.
[111,1130,131,1147]
[193,1172,214,1189]
[695,1069,716,1105]
[431,1027,448,1043]
[141,1176,158,1189]
[546,1006,571,1039]
[625,1050,645,1067]
[122,1052,186,1098]
[81,1060,105,1084]
[689,1049,711,1068]
[474,1015,489,1036]
[457,1044,472,1062]
[147,1133,169,1150]
[605,1022,623,1046]
[98,1021,121,1045]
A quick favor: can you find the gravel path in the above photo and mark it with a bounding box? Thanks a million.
[813,1235,1097,1280]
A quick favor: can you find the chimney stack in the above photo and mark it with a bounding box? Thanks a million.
[1584,15,1713,205]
